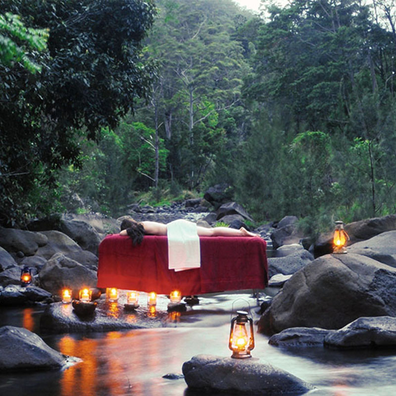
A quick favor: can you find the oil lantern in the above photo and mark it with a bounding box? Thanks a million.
[333,220,349,254]
[20,266,32,287]
[229,310,255,359]
[106,287,119,302]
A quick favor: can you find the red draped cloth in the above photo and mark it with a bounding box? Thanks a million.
[97,235,268,295]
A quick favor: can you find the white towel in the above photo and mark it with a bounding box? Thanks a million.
[167,219,201,272]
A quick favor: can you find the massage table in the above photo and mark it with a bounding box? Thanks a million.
[97,235,268,295]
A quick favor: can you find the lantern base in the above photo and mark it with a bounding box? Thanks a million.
[231,351,252,359]
[124,303,139,311]
[333,246,347,254]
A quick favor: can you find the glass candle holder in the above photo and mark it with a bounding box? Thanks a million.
[127,291,139,305]
[148,292,157,306]
[62,288,72,304]
[170,290,182,304]
[106,287,119,302]
[79,288,92,303]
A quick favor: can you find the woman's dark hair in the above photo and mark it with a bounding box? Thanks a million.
[120,219,145,245]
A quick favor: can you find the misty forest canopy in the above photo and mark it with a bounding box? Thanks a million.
[1,0,396,236]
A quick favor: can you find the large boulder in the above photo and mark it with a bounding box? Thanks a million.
[216,202,254,223]
[0,227,48,256]
[258,251,396,335]
[0,266,24,287]
[39,253,97,296]
[182,354,314,395]
[59,219,101,255]
[0,326,72,372]
[270,216,303,249]
[345,214,396,244]
[35,231,98,270]
[0,247,17,271]
[203,184,233,210]
[268,249,314,278]
[217,214,247,229]
[347,230,396,268]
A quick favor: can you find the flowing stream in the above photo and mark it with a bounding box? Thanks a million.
[1,292,396,396]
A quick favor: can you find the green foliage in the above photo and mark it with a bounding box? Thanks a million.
[0,12,48,72]
[214,221,229,228]
[0,0,156,226]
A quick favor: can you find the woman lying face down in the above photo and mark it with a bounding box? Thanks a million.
[120,218,260,245]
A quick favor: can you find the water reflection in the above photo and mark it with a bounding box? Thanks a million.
[22,307,35,332]
[2,295,396,396]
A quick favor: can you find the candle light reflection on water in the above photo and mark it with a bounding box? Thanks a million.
[2,293,396,396]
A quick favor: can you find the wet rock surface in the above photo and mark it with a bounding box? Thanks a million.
[40,296,168,334]
[324,316,396,348]
[0,325,78,372]
[0,285,53,306]
[182,354,314,395]
[259,237,396,335]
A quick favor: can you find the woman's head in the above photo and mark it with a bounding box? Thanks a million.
[120,218,145,245]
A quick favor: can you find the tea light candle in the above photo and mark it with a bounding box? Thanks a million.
[62,288,72,304]
[79,288,92,302]
[106,287,119,302]
[148,291,157,306]
[170,290,182,304]
[127,291,139,305]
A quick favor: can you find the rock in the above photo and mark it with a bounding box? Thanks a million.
[59,219,102,255]
[324,316,396,349]
[277,216,299,229]
[345,214,396,244]
[39,253,97,296]
[268,274,293,287]
[269,327,336,347]
[0,247,17,270]
[20,255,47,272]
[217,214,247,229]
[182,354,314,395]
[0,266,24,287]
[26,214,62,232]
[203,184,233,209]
[348,230,396,268]
[0,326,71,372]
[0,285,53,306]
[273,243,305,257]
[268,249,314,278]
[0,227,48,256]
[185,198,202,208]
[0,284,28,305]
[35,231,98,270]
[258,253,396,335]
[201,212,217,225]
[216,202,254,223]
[40,300,166,333]
[270,216,303,249]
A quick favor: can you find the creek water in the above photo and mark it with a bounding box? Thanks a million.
[1,292,396,396]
